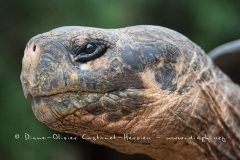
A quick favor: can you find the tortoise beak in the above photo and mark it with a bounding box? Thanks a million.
[21,77,31,99]
[20,37,41,98]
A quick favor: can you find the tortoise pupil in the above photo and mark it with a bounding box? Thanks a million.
[85,44,96,53]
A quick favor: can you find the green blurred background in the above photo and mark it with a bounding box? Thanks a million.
[1,0,239,160]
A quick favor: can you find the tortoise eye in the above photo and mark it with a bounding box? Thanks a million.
[74,41,107,62]
[85,43,96,53]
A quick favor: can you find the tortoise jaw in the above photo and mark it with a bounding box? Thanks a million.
[31,91,103,124]
[30,89,144,125]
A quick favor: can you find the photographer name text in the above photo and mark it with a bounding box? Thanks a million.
[15,133,226,143]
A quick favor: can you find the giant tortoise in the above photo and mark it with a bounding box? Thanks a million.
[20,25,240,160]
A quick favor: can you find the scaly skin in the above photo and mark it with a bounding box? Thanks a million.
[21,26,240,160]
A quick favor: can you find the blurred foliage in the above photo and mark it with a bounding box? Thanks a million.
[0,0,239,160]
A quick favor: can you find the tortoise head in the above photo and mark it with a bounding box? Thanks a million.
[20,25,205,154]
[21,26,240,159]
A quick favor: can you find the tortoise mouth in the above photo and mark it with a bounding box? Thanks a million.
[31,91,104,123]
[31,89,143,125]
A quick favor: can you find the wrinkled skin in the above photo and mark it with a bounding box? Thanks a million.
[21,26,240,160]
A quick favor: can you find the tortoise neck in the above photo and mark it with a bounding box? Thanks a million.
[197,64,240,159]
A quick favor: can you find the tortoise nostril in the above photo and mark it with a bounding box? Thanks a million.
[33,45,36,52]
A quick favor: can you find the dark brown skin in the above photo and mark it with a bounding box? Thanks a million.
[21,25,240,160]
